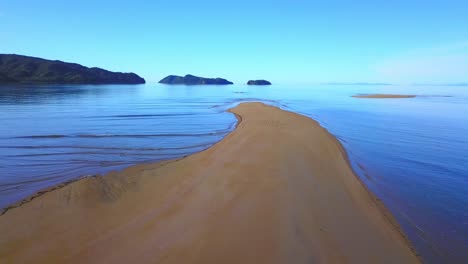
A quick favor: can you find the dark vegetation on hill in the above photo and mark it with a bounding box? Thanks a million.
[247,80,271,85]
[0,54,145,84]
[159,74,233,85]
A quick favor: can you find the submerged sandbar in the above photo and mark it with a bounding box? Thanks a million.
[352,94,416,98]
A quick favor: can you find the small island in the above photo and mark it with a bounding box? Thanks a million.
[352,94,416,99]
[159,74,233,85]
[247,80,271,85]
[0,54,145,84]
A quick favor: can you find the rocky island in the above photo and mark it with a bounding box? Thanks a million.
[159,74,233,85]
[247,80,271,85]
[0,54,145,84]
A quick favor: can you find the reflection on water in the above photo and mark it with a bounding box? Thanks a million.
[0,83,467,263]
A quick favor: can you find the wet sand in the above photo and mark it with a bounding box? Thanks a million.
[0,102,419,263]
[352,94,416,98]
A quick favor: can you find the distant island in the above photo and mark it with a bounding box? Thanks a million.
[247,80,271,85]
[159,74,233,85]
[0,54,145,84]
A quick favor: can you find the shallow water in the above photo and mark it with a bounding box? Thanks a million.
[0,83,467,263]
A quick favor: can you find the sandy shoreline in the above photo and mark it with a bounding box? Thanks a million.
[352,94,416,98]
[0,102,419,263]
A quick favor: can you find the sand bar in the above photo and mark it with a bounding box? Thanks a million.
[351,94,416,99]
[352,94,416,98]
[0,102,419,263]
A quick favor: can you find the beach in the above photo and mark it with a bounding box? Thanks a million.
[0,102,419,263]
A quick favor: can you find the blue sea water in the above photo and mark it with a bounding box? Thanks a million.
[0,83,467,263]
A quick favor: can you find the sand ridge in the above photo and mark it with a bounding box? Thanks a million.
[0,102,419,263]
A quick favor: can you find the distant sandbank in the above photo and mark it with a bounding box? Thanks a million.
[352,94,416,98]
[0,103,419,263]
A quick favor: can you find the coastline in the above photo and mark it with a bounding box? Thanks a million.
[0,102,419,263]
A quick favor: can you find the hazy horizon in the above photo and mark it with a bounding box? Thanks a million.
[1,0,467,84]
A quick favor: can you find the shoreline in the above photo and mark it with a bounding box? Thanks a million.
[0,102,419,263]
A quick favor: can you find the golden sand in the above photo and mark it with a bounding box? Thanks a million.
[0,102,419,263]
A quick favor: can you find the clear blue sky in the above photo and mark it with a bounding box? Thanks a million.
[1,0,467,84]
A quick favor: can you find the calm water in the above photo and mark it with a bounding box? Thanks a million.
[0,83,467,263]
